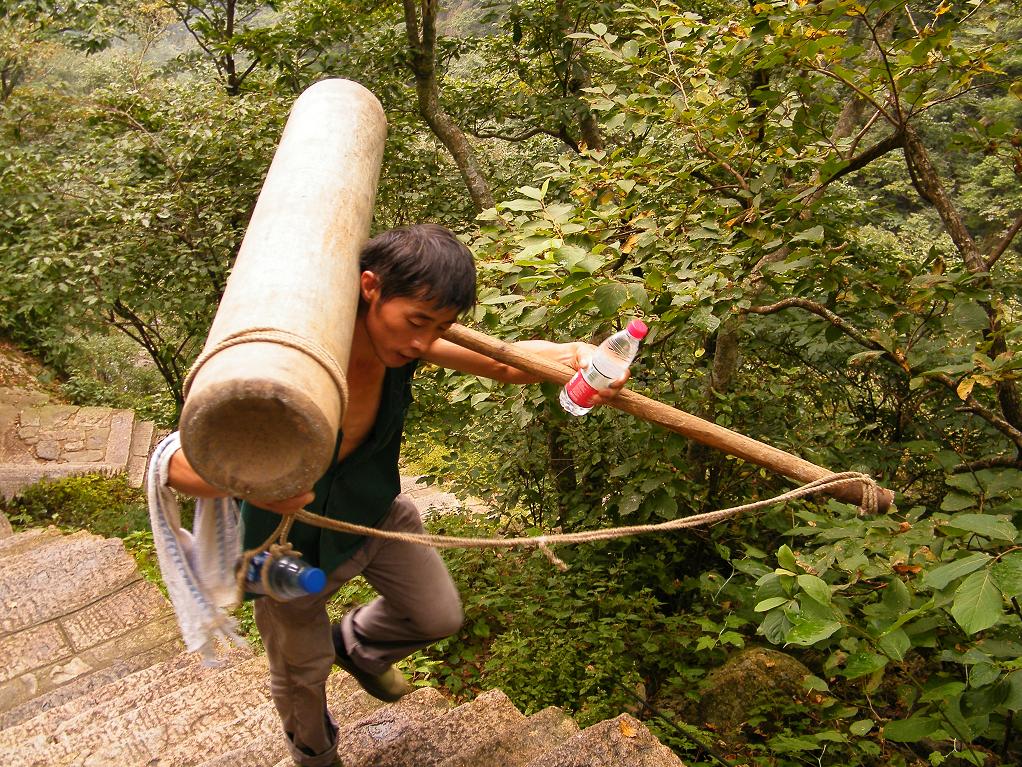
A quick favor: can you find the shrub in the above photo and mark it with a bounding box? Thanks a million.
[1,473,153,537]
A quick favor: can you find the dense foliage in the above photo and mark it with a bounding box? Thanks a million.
[2,0,1020,764]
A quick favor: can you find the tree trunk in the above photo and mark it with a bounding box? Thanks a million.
[1,57,24,103]
[403,0,494,212]
[902,125,1022,440]
[546,419,579,528]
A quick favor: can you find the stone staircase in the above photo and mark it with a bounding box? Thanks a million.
[0,387,158,500]
[0,521,685,767]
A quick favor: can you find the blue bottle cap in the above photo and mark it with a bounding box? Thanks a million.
[298,566,327,594]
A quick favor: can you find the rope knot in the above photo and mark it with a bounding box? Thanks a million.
[536,536,569,572]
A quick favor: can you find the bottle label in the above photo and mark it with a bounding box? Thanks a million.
[564,365,614,408]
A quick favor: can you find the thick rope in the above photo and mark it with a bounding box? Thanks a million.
[183,327,349,406]
[243,472,881,573]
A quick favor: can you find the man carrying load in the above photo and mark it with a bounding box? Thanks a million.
[165,223,628,767]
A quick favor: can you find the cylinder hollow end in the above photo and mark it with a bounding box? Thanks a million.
[180,379,335,502]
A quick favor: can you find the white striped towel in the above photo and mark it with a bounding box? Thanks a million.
[146,431,247,664]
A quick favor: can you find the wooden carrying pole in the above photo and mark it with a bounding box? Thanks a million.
[443,323,894,512]
[180,79,386,501]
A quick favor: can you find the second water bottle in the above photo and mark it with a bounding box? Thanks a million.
[244,551,327,600]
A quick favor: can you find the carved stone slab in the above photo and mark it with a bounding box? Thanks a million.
[0,533,138,635]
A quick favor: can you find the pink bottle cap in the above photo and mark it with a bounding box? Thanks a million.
[627,319,648,339]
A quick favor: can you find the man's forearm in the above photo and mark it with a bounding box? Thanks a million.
[167,449,229,498]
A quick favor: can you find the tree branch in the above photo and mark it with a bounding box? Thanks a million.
[817,130,904,190]
[902,125,986,274]
[952,455,1022,474]
[469,124,580,152]
[745,297,898,363]
[987,210,1022,270]
[743,298,1022,451]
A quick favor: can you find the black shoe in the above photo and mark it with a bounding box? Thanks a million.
[331,623,412,702]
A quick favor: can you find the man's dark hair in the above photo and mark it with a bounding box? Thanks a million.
[360,224,477,313]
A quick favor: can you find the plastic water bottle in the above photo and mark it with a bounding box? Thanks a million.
[245,552,327,600]
[560,319,648,416]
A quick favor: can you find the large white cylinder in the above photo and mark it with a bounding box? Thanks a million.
[180,79,387,501]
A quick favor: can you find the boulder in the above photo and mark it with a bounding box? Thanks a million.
[696,646,811,741]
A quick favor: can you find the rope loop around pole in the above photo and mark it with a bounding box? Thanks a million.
[183,327,350,408]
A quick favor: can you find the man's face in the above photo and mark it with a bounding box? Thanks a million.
[361,272,459,367]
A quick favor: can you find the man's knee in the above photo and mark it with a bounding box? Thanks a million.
[414,592,464,640]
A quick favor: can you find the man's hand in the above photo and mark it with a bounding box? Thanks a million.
[248,490,316,516]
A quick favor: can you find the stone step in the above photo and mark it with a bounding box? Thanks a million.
[0,463,121,499]
[192,669,386,767]
[0,637,183,731]
[0,646,249,750]
[0,403,145,498]
[125,418,156,487]
[0,526,64,559]
[400,474,489,517]
[0,531,138,636]
[366,688,528,766]
[0,530,180,718]
[438,703,580,767]
[274,686,453,767]
[0,388,49,407]
[103,408,136,469]
[523,713,684,767]
[3,655,272,767]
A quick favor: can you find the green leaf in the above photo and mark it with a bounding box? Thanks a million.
[880,577,911,615]
[1004,671,1022,712]
[921,681,966,702]
[768,735,820,752]
[617,492,642,516]
[593,283,627,316]
[850,719,874,736]
[755,596,789,612]
[797,574,832,605]
[777,544,798,572]
[883,715,939,742]
[946,513,1018,542]
[480,294,525,305]
[803,675,829,692]
[842,652,888,679]
[501,199,543,212]
[940,492,976,512]
[759,608,791,644]
[951,301,990,332]
[648,489,677,520]
[554,244,587,267]
[923,553,992,590]
[785,615,841,646]
[992,553,1022,597]
[878,628,911,661]
[790,225,824,243]
[950,570,1004,634]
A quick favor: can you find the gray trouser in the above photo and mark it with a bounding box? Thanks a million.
[253,495,464,767]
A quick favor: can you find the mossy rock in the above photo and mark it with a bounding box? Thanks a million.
[696,646,811,741]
